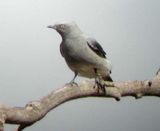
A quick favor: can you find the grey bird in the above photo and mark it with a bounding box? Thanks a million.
[48,22,113,92]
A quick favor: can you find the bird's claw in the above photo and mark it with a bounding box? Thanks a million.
[95,83,106,94]
[66,81,78,87]
[94,77,106,94]
[94,75,114,94]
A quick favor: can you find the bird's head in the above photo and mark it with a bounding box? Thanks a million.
[47,21,82,37]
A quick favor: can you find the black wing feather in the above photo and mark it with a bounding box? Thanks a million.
[87,38,106,58]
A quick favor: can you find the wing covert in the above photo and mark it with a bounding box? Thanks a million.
[87,38,106,58]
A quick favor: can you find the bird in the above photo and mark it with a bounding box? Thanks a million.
[48,21,113,93]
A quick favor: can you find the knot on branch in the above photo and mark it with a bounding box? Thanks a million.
[135,93,143,99]
[25,101,41,112]
[105,87,121,101]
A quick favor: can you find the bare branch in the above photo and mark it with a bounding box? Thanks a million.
[0,70,160,131]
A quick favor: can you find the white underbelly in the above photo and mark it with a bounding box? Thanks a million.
[67,61,110,78]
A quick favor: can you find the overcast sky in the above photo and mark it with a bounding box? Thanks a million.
[0,0,160,131]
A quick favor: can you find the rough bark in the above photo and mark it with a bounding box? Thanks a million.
[0,69,160,131]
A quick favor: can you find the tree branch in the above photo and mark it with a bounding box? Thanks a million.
[0,70,160,131]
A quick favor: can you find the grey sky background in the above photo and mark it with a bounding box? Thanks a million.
[0,0,160,131]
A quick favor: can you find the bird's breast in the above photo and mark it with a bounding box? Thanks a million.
[61,38,87,60]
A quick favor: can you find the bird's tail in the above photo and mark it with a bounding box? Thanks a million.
[102,75,113,82]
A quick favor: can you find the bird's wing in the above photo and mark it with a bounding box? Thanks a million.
[87,37,107,58]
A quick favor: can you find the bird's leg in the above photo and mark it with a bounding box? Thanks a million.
[94,68,106,94]
[68,71,78,86]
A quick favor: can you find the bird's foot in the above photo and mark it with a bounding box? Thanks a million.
[65,81,78,87]
[94,82,105,94]
[94,75,114,94]
[94,75,106,94]
[70,81,78,86]
[66,72,78,87]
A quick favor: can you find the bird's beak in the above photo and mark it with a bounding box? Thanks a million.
[47,25,57,30]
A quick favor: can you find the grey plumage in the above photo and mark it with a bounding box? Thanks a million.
[48,22,113,83]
